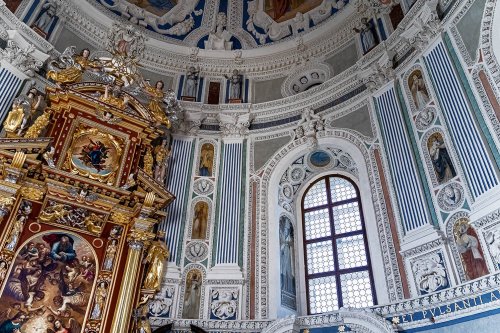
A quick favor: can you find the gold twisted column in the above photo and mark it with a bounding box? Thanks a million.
[109,237,145,333]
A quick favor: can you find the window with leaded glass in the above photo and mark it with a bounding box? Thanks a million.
[302,175,376,314]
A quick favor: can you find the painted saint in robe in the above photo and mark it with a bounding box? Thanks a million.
[454,219,489,280]
[409,70,430,110]
[199,143,214,177]
[265,0,323,22]
[191,202,209,239]
[182,270,202,319]
[428,133,457,184]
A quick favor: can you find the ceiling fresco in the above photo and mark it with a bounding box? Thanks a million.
[95,0,351,49]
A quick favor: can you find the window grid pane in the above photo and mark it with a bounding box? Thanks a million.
[303,179,328,208]
[304,208,331,240]
[329,177,357,202]
[337,235,368,270]
[332,202,362,234]
[303,176,375,314]
[306,240,335,274]
[339,271,374,308]
[308,276,339,314]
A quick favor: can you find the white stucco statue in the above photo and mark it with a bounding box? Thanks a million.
[205,12,233,50]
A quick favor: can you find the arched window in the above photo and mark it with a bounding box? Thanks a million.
[302,175,376,314]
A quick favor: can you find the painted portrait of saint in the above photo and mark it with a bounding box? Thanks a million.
[191,202,209,240]
[454,219,489,280]
[265,0,323,22]
[427,133,457,184]
[408,69,430,110]
[0,232,96,333]
[124,0,177,17]
[78,139,110,172]
[198,143,214,177]
[182,270,202,319]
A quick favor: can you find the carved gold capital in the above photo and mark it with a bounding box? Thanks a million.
[11,151,26,169]
[110,211,132,225]
[127,228,156,247]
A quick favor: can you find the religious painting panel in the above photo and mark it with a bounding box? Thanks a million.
[424,131,457,186]
[191,201,209,240]
[181,269,203,319]
[454,219,489,281]
[198,142,215,177]
[63,123,128,185]
[407,67,431,112]
[279,215,296,310]
[0,231,97,333]
[265,0,323,22]
[123,0,178,17]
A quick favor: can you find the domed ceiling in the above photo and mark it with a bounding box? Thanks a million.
[94,0,351,49]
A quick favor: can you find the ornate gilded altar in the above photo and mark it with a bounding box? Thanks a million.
[0,73,176,332]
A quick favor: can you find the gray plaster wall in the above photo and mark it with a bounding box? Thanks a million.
[253,77,286,103]
[456,0,487,62]
[332,105,374,138]
[54,28,96,54]
[253,135,292,171]
[325,42,359,76]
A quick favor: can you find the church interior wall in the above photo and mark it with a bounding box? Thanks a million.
[3,0,500,331]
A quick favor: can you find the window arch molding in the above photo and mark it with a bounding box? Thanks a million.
[263,135,393,318]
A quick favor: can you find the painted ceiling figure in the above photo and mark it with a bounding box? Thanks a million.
[273,0,291,20]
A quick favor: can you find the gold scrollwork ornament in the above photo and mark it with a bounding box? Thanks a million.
[20,187,45,201]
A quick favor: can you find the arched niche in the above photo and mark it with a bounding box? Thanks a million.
[261,133,393,318]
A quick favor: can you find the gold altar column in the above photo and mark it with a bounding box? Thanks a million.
[109,237,144,333]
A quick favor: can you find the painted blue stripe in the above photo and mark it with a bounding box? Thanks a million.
[376,88,429,232]
[425,42,498,198]
[0,69,22,126]
[162,139,193,263]
[216,142,243,264]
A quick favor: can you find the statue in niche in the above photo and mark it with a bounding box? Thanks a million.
[454,219,489,280]
[428,133,456,184]
[199,143,214,177]
[182,270,202,319]
[192,202,209,239]
[5,201,31,251]
[409,70,430,110]
[205,12,232,51]
[184,67,200,99]
[33,0,58,36]
[224,69,243,101]
[280,216,296,309]
[103,238,118,271]
[90,281,108,319]
[354,18,378,54]
[3,88,42,138]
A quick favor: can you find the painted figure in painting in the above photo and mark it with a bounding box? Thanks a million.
[280,216,296,301]
[0,232,95,332]
[354,18,378,54]
[192,202,208,239]
[409,70,430,110]
[182,270,202,319]
[79,139,110,172]
[0,312,27,333]
[199,143,214,177]
[265,0,322,22]
[428,133,456,184]
[455,219,489,280]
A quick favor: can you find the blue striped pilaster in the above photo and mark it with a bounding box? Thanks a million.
[161,139,194,264]
[0,66,24,126]
[425,42,499,199]
[215,141,244,264]
[375,86,432,233]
